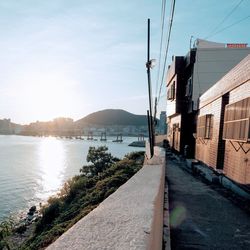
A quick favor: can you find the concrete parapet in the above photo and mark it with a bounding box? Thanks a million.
[155,135,167,147]
[46,147,166,250]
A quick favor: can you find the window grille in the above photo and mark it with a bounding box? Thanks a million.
[197,114,213,139]
[223,97,250,142]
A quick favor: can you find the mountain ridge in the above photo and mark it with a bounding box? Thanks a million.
[0,109,150,135]
[75,109,148,126]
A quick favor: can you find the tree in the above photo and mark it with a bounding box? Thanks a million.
[80,146,119,176]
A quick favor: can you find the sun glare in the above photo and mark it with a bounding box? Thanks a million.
[18,73,78,122]
[37,137,66,199]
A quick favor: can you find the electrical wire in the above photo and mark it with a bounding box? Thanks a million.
[204,0,244,39]
[157,0,176,106]
[206,14,250,39]
[155,0,167,98]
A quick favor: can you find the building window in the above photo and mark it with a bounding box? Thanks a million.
[197,114,213,139]
[173,123,179,132]
[223,97,250,142]
[167,81,175,100]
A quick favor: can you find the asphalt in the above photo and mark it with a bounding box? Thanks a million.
[166,156,250,250]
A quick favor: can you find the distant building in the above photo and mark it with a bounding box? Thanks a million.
[166,39,250,156]
[196,55,250,184]
[158,111,167,135]
[0,119,12,134]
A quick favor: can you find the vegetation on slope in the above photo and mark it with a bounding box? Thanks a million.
[17,146,144,250]
[0,220,15,249]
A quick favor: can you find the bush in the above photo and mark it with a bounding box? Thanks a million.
[35,199,62,233]
[80,146,119,176]
[20,147,144,249]
[14,224,27,234]
[0,219,14,249]
[125,151,145,161]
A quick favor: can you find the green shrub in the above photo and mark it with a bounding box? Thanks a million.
[35,198,62,233]
[14,224,27,234]
[125,151,145,161]
[80,146,119,176]
[20,147,144,249]
[0,219,14,250]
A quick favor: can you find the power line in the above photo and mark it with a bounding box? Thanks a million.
[155,0,167,98]
[157,0,176,106]
[207,14,250,39]
[204,0,244,39]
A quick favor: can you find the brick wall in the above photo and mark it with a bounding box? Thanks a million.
[197,56,250,184]
[195,97,222,169]
[224,80,250,184]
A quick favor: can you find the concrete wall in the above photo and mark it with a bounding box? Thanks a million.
[155,134,167,147]
[167,75,178,116]
[192,48,250,109]
[46,147,166,250]
[199,55,250,107]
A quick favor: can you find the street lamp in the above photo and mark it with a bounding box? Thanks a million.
[146,18,156,158]
[146,59,157,69]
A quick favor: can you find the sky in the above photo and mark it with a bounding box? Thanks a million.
[0,0,250,124]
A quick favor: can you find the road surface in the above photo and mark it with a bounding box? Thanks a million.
[166,156,250,250]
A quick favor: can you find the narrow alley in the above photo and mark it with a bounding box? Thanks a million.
[166,156,250,250]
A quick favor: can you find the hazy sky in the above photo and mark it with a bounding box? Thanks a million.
[0,0,250,124]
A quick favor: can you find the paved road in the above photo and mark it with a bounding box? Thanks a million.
[166,157,250,250]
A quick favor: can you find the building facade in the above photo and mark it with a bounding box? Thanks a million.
[196,55,250,184]
[166,39,250,156]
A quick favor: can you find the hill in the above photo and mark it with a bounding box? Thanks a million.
[75,109,148,126]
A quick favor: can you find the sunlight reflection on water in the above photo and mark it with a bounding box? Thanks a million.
[37,137,66,199]
[0,135,144,221]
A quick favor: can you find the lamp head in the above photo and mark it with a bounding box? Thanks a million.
[146,59,156,69]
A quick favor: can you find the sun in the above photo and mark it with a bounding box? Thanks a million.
[20,74,77,122]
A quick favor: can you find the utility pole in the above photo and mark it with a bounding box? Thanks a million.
[146,18,155,157]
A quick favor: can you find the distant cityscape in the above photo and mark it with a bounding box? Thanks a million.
[0,110,167,137]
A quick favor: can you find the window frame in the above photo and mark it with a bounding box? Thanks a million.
[223,97,250,142]
[197,114,213,139]
[167,81,176,101]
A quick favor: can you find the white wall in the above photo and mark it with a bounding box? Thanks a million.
[192,48,250,109]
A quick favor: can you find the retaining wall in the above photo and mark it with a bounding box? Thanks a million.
[46,147,166,250]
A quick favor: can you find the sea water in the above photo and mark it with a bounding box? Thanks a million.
[0,135,143,221]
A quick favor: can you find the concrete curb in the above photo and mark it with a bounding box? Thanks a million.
[163,164,171,250]
[176,155,250,200]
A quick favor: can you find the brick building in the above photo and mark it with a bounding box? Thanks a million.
[166,39,250,156]
[196,55,250,184]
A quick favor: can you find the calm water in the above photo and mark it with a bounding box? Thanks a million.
[0,135,142,221]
